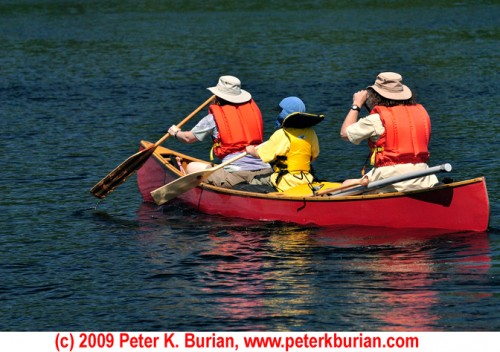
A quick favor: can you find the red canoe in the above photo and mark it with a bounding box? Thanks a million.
[136,141,490,232]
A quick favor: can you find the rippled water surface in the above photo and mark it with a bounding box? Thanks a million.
[1,1,499,331]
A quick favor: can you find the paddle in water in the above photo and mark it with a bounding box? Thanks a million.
[90,95,215,199]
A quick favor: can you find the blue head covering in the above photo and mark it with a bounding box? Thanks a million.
[275,96,306,128]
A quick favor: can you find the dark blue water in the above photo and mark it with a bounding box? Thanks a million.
[1,1,499,331]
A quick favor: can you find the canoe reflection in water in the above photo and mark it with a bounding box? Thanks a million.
[135,203,492,331]
[314,227,492,331]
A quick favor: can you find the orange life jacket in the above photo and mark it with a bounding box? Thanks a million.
[209,100,264,159]
[368,105,431,167]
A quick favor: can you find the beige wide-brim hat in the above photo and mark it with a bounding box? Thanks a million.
[207,75,252,104]
[369,72,412,100]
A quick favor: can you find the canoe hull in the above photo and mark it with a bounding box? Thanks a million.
[137,142,490,232]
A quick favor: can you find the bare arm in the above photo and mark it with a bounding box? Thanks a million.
[340,90,368,141]
[245,145,259,158]
[168,125,199,144]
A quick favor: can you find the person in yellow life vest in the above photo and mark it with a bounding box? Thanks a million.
[245,97,324,192]
[340,72,439,193]
[168,75,272,188]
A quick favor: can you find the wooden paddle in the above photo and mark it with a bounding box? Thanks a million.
[90,95,215,199]
[151,142,267,205]
[270,179,367,197]
[313,178,369,197]
[278,181,343,197]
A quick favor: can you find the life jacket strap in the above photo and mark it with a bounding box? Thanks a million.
[370,146,384,166]
[210,142,221,161]
[361,147,384,175]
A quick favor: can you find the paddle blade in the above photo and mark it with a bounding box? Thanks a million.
[151,148,252,205]
[151,169,213,205]
[90,145,157,199]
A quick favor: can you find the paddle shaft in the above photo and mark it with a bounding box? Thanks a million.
[154,95,215,147]
[201,141,268,174]
[327,163,452,197]
[314,178,368,197]
[90,95,215,199]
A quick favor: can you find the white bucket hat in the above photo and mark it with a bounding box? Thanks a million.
[207,75,252,104]
[369,72,412,100]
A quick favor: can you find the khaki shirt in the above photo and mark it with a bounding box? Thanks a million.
[346,113,384,145]
[346,114,438,193]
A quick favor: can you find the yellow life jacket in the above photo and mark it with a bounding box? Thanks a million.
[273,127,315,174]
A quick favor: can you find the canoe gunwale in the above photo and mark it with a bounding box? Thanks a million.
[143,140,486,203]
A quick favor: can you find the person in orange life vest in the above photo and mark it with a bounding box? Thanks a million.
[167,75,272,188]
[339,72,439,193]
[245,97,323,192]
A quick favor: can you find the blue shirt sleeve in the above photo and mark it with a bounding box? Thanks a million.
[191,114,218,141]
